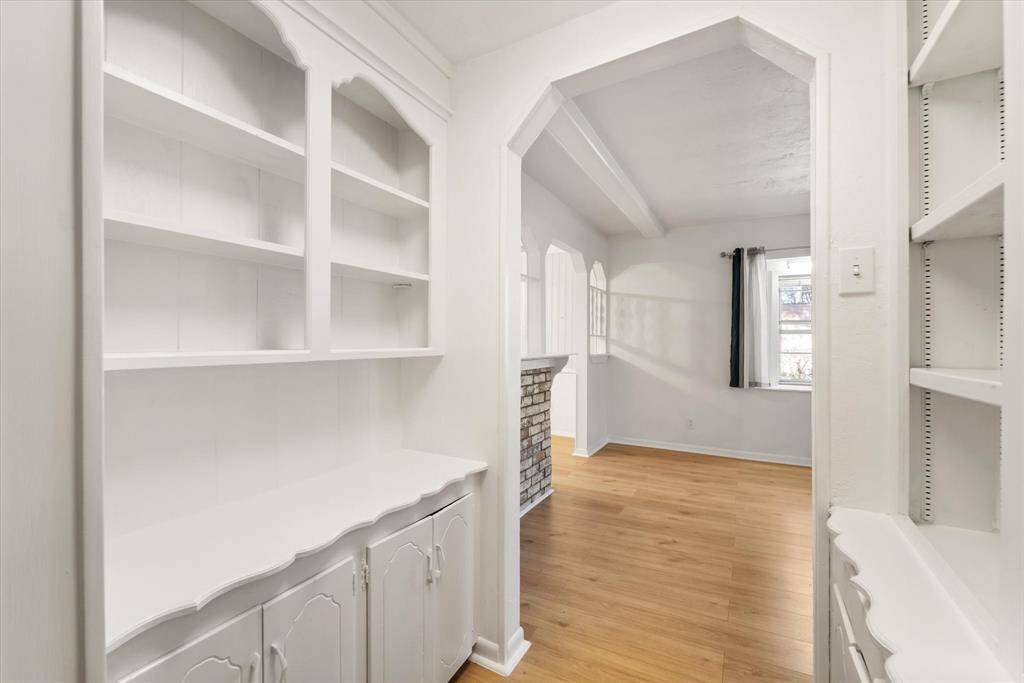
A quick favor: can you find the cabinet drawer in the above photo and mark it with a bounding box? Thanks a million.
[119,607,261,683]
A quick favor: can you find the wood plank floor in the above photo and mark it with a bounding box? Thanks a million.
[451,437,813,683]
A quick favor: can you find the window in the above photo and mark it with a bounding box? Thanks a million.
[589,262,607,356]
[769,256,812,386]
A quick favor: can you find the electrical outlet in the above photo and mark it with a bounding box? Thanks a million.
[687,419,695,431]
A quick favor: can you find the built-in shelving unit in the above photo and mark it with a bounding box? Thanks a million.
[102,0,441,368]
[330,78,432,352]
[897,0,1019,672]
[98,0,452,670]
[909,0,1003,86]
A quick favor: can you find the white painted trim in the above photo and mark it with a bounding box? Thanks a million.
[519,489,553,518]
[282,0,453,121]
[469,629,531,677]
[81,1,107,681]
[606,436,810,468]
[545,96,665,238]
[572,437,608,458]
[364,1,453,79]
[551,430,575,438]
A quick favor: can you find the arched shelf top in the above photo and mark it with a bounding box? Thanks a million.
[189,0,309,70]
[332,72,437,147]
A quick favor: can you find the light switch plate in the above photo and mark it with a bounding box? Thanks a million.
[839,247,875,295]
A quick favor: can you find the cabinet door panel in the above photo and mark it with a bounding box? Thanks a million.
[120,608,261,683]
[367,516,433,683]
[262,558,358,683]
[433,494,474,683]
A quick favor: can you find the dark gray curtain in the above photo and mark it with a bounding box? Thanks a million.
[729,248,743,387]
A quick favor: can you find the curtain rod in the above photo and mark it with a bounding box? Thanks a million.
[719,245,810,258]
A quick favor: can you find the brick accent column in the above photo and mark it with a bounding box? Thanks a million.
[520,367,553,511]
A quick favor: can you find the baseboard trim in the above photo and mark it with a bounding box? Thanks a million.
[469,628,531,676]
[572,437,609,458]
[519,488,553,518]
[606,435,810,467]
[551,429,575,438]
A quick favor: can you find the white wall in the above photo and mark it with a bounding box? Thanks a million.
[607,215,812,465]
[1,1,84,680]
[522,174,610,447]
[401,0,901,662]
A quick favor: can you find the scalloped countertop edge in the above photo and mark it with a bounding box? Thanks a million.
[827,507,1011,683]
[105,449,486,650]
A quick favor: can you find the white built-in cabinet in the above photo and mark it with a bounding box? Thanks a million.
[120,608,264,683]
[367,495,475,683]
[101,0,444,370]
[115,496,474,683]
[262,559,360,683]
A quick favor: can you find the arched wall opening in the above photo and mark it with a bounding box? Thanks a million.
[494,14,831,679]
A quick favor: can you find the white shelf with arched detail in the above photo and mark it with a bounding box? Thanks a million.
[102,0,309,369]
[329,76,435,354]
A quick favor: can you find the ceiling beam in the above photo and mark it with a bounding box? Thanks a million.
[545,94,665,238]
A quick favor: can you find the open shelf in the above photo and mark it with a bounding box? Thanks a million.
[909,0,1003,86]
[105,211,303,269]
[331,260,428,285]
[104,349,312,372]
[911,164,1004,242]
[104,62,305,181]
[331,162,429,219]
[909,367,1002,405]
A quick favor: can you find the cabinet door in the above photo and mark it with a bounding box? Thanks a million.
[432,494,474,683]
[367,516,434,683]
[262,558,359,683]
[120,608,262,683]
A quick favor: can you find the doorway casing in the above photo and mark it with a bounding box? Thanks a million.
[487,13,832,680]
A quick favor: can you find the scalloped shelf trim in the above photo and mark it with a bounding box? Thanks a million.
[105,450,486,650]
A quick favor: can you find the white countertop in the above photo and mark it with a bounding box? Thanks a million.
[105,449,486,650]
[828,507,1010,682]
[521,353,573,371]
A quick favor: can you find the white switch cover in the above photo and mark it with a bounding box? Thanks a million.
[839,247,875,294]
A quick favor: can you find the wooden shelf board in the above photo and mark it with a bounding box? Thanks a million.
[828,508,1009,682]
[331,162,429,220]
[909,367,1002,406]
[105,212,303,269]
[104,63,304,181]
[331,260,429,285]
[909,0,1003,86]
[104,350,311,372]
[105,450,487,649]
[911,164,1005,242]
[327,348,441,360]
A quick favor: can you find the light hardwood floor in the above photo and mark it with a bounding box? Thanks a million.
[452,437,812,683]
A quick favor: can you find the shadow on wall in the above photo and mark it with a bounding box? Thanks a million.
[609,288,723,380]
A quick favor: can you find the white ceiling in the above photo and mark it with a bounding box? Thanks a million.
[386,0,612,63]
[528,46,810,235]
[523,131,635,235]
